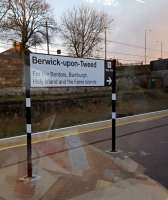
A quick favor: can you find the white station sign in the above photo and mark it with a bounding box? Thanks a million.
[30,53,105,87]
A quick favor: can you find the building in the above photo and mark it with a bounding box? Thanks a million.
[0,42,25,95]
[150,59,168,88]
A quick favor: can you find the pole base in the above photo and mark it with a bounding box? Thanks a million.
[106,149,122,154]
[18,175,40,183]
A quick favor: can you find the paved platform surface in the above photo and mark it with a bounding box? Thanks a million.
[0,134,168,200]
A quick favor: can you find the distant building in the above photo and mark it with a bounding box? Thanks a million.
[0,42,25,94]
[1,42,24,57]
[150,58,168,71]
[150,58,168,88]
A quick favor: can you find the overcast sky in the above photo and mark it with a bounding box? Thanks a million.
[1,0,168,63]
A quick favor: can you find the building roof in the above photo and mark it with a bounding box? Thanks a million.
[0,42,31,58]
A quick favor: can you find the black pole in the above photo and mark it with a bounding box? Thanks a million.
[112,59,116,152]
[105,27,107,60]
[24,52,32,178]
[46,20,50,55]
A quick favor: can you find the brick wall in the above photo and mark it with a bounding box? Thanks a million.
[0,54,23,88]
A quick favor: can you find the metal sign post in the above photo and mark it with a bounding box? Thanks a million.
[25,53,33,178]
[19,52,34,182]
[112,60,116,152]
[105,60,117,152]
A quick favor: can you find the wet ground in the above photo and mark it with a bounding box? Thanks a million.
[0,116,168,199]
[0,137,167,200]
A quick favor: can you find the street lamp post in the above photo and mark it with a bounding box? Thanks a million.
[156,40,163,59]
[105,26,107,60]
[46,20,50,55]
[145,30,147,64]
[161,41,163,58]
[144,29,151,64]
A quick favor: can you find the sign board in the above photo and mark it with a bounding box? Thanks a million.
[30,53,105,87]
[105,61,113,87]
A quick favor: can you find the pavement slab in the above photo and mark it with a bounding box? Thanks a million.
[0,135,168,200]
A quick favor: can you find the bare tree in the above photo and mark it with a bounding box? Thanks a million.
[0,0,10,22]
[0,0,57,51]
[60,5,112,58]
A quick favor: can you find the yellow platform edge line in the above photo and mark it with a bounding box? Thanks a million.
[0,113,166,152]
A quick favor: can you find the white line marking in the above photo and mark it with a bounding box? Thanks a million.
[26,98,31,107]
[27,124,32,133]
[112,112,116,119]
[112,93,116,101]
